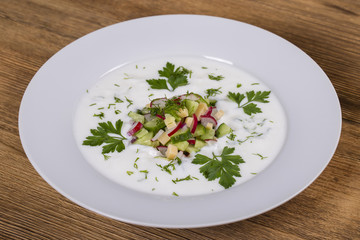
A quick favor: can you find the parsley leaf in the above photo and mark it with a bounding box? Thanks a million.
[146,62,190,91]
[146,79,169,90]
[168,74,188,90]
[227,92,245,108]
[83,120,126,154]
[192,147,244,189]
[227,90,271,115]
[243,103,262,115]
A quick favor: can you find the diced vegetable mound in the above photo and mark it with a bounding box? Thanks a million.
[128,92,231,159]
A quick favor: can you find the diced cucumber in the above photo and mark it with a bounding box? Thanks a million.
[200,128,215,140]
[173,141,189,151]
[134,128,148,138]
[185,145,199,153]
[184,99,199,116]
[193,124,205,137]
[152,140,160,148]
[143,118,165,132]
[171,130,192,143]
[171,128,188,137]
[128,111,145,124]
[215,123,232,138]
[194,140,207,149]
[134,132,154,146]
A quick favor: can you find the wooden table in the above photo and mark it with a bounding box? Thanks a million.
[1,0,359,239]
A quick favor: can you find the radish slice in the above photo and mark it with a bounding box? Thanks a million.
[168,121,183,137]
[204,106,213,116]
[156,114,165,120]
[144,113,154,122]
[200,115,217,127]
[176,151,184,159]
[150,98,167,108]
[210,108,218,117]
[152,129,164,141]
[130,137,137,143]
[191,114,198,134]
[187,139,196,145]
[204,139,217,142]
[179,93,200,101]
[127,122,143,136]
[156,146,167,156]
[204,139,217,145]
[204,106,217,116]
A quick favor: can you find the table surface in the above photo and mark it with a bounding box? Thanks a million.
[1,0,359,239]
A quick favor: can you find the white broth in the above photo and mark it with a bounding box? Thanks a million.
[74,56,287,196]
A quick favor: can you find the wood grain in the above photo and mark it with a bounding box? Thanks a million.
[1,0,359,239]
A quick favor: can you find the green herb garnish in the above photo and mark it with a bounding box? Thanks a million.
[208,74,224,81]
[172,175,198,184]
[192,147,244,189]
[205,87,222,98]
[156,162,175,175]
[127,171,134,176]
[172,192,179,196]
[253,153,268,160]
[140,170,149,179]
[237,132,263,145]
[125,96,133,108]
[226,130,236,141]
[156,158,181,175]
[93,112,105,119]
[227,90,271,115]
[83,120,126,154]
[146,62,190,91]
[114,96,123,103]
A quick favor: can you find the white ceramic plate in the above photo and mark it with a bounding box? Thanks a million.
[19,15,341,228]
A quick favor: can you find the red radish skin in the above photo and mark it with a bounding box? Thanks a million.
[168,121,183,136]
[156,114,165,120]
[200,115,217,127]
[204,139,217,142]
[127,122,143,136]
[187,139,196,145]
[204,106,213,116]
[191,114,198,134]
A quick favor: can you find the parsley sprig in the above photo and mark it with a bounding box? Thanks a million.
[227,90,271,115]
[83,120,126,154]
[192,147,244,189]
[146,62,191,91]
